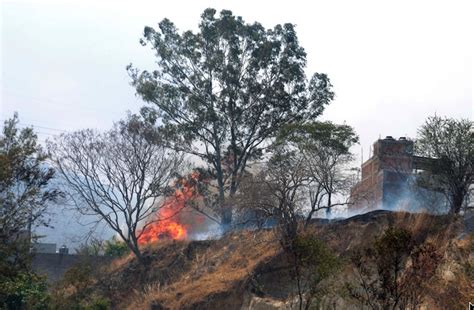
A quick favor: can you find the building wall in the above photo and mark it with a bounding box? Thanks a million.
[350,136,415,211]
[351,159,384,210]
[32,253,82,283]
[31,253,112,283]
[32,243,56,254]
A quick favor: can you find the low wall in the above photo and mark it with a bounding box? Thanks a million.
[32,253,112,283]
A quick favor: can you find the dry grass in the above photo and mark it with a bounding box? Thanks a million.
[127,230,279,309]
[417,232,473,309]
[60,211,471,309]
[106,252,135,273]
[140,213,465,309]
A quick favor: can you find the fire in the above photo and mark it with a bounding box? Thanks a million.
[137,172,200,245]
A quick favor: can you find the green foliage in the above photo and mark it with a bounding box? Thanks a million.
[0,237,31,280]
[372,227,413,302]
[374,226,413,267]
[276,121,359,155]
[50,261,105,309]
[287,234,340,309]
[0,113,63,241]
[62,263,95,292]
[83,297,110,310]
[348,227,441,309]
[236,122,358,240]
[275,121,358,218]
[0,272,50,310]
[50,237,124,308]
[0,113,61,309]
[415,115,473,213]
[129,8,335,225]
[76,236,130,257]
[50,290,110,310]
[76,238,105,257]
[293,234,340,282]
[104,236,130,257]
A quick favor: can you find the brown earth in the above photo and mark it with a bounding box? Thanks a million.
[54,210,474,309]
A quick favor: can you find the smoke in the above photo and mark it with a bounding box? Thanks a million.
[381,175,448,214]
[189,221,223,240]
[138,167,451,243]
[332,175,450,220]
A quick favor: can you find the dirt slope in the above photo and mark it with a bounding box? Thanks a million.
[59,211,473,309]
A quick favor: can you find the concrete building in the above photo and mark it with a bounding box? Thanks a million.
[349,136,440,212]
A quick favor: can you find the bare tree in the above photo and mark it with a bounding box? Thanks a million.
[263,149,308,242]
[235,146,309,235]
[236,121,358,231]
[305,142,355,219]
[235,122,357,308]
[48,115,184,262]
[236,147,340,309]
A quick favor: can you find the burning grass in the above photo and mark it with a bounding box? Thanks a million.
[125,212,463,309]
[51,210,472,309]
[137,172,204,246]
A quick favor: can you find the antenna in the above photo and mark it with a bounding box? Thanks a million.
[361,147,364,166]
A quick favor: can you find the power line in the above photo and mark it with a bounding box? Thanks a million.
[23,123,68,133]
[0,118,70,133]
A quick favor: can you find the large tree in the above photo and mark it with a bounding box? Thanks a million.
[415,115,473,214]
[0,113,62,260]
[0,113,60,309]
[48,115,184,262]
[128,8,334,226]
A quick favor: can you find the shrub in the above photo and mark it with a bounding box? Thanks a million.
[348,227,441,309]
[0,272,50,310]
[104,236,130,257]
[287,234,340,309]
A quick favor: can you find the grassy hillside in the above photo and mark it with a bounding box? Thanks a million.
[51,211,473,309]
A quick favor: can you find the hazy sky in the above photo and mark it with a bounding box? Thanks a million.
[1,0,472,160]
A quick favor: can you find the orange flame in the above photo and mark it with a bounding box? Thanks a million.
[137,172,200,245]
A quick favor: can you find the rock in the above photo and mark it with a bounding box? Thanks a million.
[442,269,456,282]
[245,295,289,310]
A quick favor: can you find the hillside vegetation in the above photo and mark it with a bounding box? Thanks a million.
[50,211,472,309]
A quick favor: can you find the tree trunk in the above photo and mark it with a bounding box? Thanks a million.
[126,238,145,265]
[215,156,231,229]
[134,249,145,264]
[326,192,332,218]
[292,251,304,310]
[450,187,465,214]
